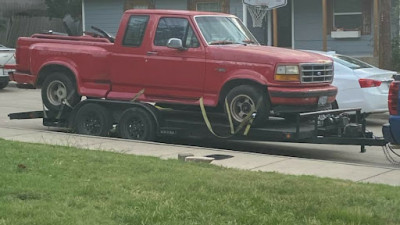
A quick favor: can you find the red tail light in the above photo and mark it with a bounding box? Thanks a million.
[388,81,400,115]
[358,79,382,88]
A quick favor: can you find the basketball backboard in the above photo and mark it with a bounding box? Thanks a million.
[243,0,287,9]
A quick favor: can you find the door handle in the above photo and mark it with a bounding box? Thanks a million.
[146,51,158,56]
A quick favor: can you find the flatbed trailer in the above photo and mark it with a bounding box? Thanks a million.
[8,98,388,152]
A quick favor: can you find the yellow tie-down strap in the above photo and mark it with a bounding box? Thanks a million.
[199,97,257,139]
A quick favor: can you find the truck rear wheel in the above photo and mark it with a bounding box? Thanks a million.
[74,103,112,136]
[226,85,269,125]
[118,107,156,141]
[41,72,81,111]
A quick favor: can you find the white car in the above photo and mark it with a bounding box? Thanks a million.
[0,44,15,89]
[306,51,396,114]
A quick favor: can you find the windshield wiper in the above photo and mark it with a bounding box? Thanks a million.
[209,40,237,45]
[242,39,256,44]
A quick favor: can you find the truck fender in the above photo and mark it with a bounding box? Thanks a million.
[218,69,270,103]
[36,60,80,88]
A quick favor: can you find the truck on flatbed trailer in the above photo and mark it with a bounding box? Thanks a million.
[9,9,337,126]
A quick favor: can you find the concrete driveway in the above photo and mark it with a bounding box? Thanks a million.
[1,83,399,186]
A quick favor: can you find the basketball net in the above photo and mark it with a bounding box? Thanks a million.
[247,5,268,27]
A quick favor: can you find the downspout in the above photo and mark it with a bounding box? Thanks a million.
[243,3,248,27]
[82,0,86,32]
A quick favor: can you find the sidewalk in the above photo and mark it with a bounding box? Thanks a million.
[1,126,399,186]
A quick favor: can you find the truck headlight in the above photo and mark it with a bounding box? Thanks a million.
[275,65,300,81]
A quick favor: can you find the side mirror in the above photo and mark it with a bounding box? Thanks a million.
[167,38,186,51]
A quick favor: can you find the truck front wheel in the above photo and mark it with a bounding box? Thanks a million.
[41,72,81,111]
[226,85,270,125]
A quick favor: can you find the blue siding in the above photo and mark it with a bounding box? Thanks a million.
[293,0,374,57]
[155,0,187,10]
[84,0,124,35]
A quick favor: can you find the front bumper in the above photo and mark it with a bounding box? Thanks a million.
[268,85,337,113]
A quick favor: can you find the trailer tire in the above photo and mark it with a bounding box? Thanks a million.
[75,103,112,137]
[42,72,81,111]
[226,85,269,125]
[118,107,156,141]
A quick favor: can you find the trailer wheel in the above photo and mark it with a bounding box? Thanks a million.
[118,107,156,141]
[75,103,112,136]
[226,85,269,125]
[42,72,81,111]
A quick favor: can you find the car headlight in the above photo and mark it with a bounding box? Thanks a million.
[275,65,300,81]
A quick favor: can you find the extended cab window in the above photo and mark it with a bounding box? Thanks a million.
[154,17,200,48]
[123,15,149,47]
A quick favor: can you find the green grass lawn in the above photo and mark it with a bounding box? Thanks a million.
[0,139,399,225]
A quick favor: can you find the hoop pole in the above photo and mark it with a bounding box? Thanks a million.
[322,0,327,51]
[273,8,278,46]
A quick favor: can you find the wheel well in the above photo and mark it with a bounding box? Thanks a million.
[37,65,76,87]
[219,79,268,106]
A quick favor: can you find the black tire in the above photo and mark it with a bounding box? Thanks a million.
[225,85,270,125]
[331,100,339,110]
[41,72,81,111]
[0,80,8,89]
[74,103,112,136]
[118,107,156,141]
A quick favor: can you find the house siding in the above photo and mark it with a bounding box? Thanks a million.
[84,0,244,35]
[293,0,373,56]
[84,0,124,35]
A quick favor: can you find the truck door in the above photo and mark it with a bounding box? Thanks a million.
[144,16,206,103]
[108,15,151,100]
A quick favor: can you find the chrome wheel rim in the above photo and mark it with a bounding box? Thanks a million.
[230,94,256,122]
[47,80,67,106]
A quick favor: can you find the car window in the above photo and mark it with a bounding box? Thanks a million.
[123,15,149,47]
[332,55,372,69]
[154,17,200,48]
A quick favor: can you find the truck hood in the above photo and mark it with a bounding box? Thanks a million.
[207,45,332,65]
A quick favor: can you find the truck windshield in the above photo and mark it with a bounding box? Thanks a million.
[195,16,259,45]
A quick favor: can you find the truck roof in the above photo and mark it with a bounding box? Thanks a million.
[124,9,231,17]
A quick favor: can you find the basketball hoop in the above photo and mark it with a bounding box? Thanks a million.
[243,0,287,28]
[247,5,268,27]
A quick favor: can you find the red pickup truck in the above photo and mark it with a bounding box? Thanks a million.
[11,9,337,124]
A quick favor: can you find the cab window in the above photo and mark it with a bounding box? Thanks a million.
[154,17,200,48]
[123,15,149,47]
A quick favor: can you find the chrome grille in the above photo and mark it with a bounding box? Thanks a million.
[300,63,334,83]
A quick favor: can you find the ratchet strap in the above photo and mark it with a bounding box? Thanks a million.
[199,97,258,138]
[131,89,145,102]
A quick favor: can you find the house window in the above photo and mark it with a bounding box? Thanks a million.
[196,2,221,12]
[188,0,229,13]
[124,0,154,11]
[333,0,362,31]
[329,0,371,35]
